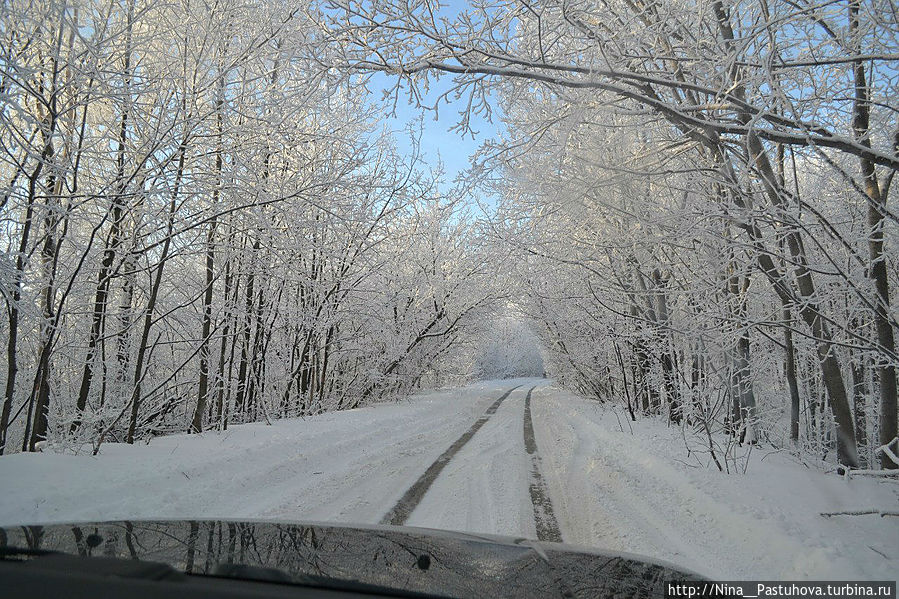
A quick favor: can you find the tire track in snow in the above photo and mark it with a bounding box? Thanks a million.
[523,385,563,542]
[381,385,521,526]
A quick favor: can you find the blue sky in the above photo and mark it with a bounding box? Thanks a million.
[364,0,503,195]
[371,70,502,193]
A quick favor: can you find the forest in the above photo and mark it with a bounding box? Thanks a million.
[1,0,897,474]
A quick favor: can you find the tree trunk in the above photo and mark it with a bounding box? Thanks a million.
[0,102,56,454]
[851,348,869,467]
[126,141,185,444]
[192,215,217,433]
[726,132,859,466]
[28,173,65,450]
[214,252,235,429]
[234,236,259,421]
[72,1,134,433]
[652,269,681,424]
[850,0,897,469]
[193,67,226,433]
[784,304,801,444]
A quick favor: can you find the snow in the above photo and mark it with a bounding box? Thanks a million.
[405,385,536,536]
[531,384,899,580]
[0,380,523,525]
[1,379,897,582]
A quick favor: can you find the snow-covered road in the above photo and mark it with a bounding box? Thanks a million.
[1,379,897,581]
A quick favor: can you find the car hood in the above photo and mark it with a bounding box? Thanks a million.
[0,519,704,597]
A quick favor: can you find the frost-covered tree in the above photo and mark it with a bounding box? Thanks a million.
[317,0,898,468]
[0,0,500,453]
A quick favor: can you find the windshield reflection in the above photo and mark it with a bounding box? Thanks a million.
[0,520,701,598]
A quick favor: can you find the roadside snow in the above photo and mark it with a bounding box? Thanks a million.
[531,383,899,581]
[0,380,528,526]
[0,379,896,581]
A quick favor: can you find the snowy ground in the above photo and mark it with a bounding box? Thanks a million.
[1,379,897,581]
